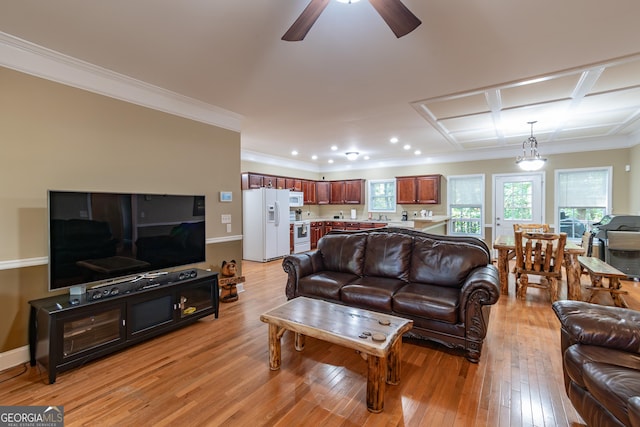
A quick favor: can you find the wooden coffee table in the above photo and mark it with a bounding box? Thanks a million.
[260,297,413,413]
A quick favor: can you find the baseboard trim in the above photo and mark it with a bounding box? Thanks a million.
[0,345,30,372]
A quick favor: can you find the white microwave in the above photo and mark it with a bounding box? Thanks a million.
[288,191,304,207]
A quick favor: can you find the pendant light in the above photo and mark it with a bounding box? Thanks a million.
[516,121,547,171]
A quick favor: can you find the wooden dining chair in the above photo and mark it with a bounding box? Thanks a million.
[514,231,567,302]
[511,224,552,275]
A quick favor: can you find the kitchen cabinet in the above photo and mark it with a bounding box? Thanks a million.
[285,178,302,191]
[262,175,277,188]
[276,177,286,190]
[329,221,345,231]
[316,181,331,205]
[344,179,364,204]
[359,222,375,229]
[302,180,316,204]
[310,221,323,249]
[330,181,345,204]
[329,179,364,204]
[396,175,441,204]
[289,224,294,254]
[241,173,264,189]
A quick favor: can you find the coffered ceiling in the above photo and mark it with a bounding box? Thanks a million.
[1,0,639,172]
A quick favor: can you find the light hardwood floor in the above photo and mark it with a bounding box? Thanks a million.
[1,260,639,426]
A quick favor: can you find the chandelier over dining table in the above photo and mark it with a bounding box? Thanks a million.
[516,121,547,171]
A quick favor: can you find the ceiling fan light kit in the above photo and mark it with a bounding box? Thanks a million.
[515,121,547,171]
[282,0,421,41]
[345,151,360,160]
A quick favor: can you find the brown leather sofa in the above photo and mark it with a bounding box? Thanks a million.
[282,227,500,362]
[552,300,640,427]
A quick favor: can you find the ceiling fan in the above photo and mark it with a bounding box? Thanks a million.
[282,0,421,41]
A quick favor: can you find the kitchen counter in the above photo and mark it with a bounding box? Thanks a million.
[311,216,450,232]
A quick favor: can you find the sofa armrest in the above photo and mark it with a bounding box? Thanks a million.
[282,251,324,299]
[552,300,640,354]
[459,264,501,312]
[457,264,500,358]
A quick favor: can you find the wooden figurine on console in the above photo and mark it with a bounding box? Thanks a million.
[219,260,245,303]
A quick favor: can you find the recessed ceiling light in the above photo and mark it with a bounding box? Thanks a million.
[390,137,399,144]
[328,159,334,164]
[336,0,361,3]
[364,155,370,160]
[403,144,411,150]
[291,150,298,156]
[414,150,421,155]
[311,155,318,160]
[331,145,338,151]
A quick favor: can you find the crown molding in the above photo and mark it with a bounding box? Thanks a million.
[0,32,242,132]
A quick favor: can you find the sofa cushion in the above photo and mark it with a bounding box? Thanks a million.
[564,344,640,389]
[317,233,367,276]
[582,362,640,427]
[341,276,406,311]
[393,283,460,324]
[298,272,358,301]
[362,232,412,281]
[410,235,489,288]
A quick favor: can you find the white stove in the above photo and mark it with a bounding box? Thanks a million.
[293,220,311,253]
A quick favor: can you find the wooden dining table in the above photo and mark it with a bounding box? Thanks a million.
[493,235,585,300]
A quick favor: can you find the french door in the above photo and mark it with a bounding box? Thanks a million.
[494,173,545,238]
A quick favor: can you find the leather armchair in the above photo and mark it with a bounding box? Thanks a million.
[552,300,640,427]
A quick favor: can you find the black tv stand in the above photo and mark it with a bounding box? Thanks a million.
[28,268,218,384]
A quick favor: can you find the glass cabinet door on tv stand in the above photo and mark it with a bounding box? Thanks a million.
[61,306,124,360]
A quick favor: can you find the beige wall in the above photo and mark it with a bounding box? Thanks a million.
[631,144,640,216]
[243,147,636,249]
[0,67,242,352]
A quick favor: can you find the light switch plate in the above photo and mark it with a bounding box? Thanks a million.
[221,214,231,224]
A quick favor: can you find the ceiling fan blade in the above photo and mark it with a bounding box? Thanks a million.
[282,0,331,41]
[368,0,422,38]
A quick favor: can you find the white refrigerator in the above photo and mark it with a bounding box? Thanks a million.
[243,188,291,262]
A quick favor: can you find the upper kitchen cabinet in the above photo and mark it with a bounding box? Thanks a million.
[241,173,263,189]
[302,180,316,204]
[262,175,277,188]
[330,181,344,204]
[285,178,302,191]
[396,175,441,204]
[316,181,331,205]
[330,179,364,204]
[344,179,364,204]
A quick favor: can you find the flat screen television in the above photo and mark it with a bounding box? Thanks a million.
[48,190,206,292]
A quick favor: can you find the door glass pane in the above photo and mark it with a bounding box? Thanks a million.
[503,181,532,221]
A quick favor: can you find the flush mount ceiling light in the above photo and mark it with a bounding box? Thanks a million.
[516,121,547,171]
[345,151,359,161]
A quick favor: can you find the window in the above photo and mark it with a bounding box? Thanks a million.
[368,179,396,213]
[555,167,612,239]
[448,174,484,237]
